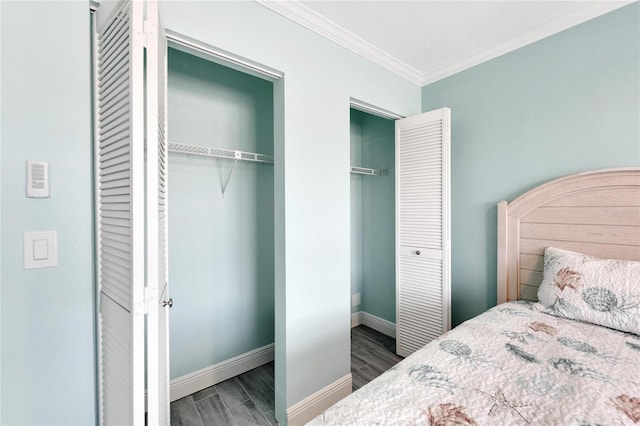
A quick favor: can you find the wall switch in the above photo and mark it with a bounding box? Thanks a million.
[24,231,57,269]
[33,239,49,260]
[26,160,50,198]
[351,293,361,307]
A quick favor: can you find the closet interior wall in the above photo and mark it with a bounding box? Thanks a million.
[350,109,396,323]
[168,48,275,380]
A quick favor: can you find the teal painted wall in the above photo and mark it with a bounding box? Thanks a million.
[162,2,421,421]
[0,2,96,424]
[422,3,640,327]
[350,110,396,322]
[167,48,275,379]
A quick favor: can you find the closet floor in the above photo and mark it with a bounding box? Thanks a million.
[350,325,403,391]
[170,325,402,425]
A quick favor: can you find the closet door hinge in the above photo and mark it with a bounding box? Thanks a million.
[143,20,156,48]
[143,286,155,315]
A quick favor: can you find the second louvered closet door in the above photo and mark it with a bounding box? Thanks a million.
[396,108,451,358]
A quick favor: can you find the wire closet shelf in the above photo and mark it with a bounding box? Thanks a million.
[168,142,273,198]
[168,142,273,164]
[350,166,387,176]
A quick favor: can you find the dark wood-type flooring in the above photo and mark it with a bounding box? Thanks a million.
[170,325,403,425]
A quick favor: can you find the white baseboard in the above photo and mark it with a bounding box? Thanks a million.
[170,343,275,402]
[351,311,396,338]
[286,374,352,426]
[156,313,391,415]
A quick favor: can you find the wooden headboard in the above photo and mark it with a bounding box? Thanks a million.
[497,168,640,303]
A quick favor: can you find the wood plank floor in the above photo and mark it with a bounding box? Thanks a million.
[170,325,403,425]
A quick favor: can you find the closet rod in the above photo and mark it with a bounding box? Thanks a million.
[351,166,387,176]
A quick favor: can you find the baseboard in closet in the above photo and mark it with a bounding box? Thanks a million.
[170,343,274,402]
[351,311,396,338]
[286,374,352,426]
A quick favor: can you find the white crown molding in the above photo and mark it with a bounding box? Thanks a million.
[256,0,631,88]
[422,1,633,85]
[255,0,424,86]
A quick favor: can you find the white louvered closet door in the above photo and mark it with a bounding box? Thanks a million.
[95,0,145,424]
[95,0,169,424]
[396,108,451,358]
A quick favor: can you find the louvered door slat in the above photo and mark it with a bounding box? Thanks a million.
[100,169,130,183]
[99,295,131,426]
[98,21,130,65]
[98,66,130,103]
[99,56,130,91]
[99,85,130,113]
[396,108,451,358]
[99,42,130,80]
[98,4,129,43]
[101,179,130,192]
[102,154,130,172]
[100,215,130,227]
[98,72,130,101]
[100,131,130,153]
[100,162,130,177]
[99,122,129,151]
[101,245,129,263]
[98,111,130,136]
[100,36,130,71]
[102,236,131,252]
[100,97,131,126]
[103,86,127,111]
[100,136,129,156]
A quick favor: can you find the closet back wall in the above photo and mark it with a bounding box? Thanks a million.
[167,48,275,379]
[350,110,395,323]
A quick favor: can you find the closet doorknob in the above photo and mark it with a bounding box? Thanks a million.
[415,250,421,256]
[163,298,173,308]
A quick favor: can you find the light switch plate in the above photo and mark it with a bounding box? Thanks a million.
[24,231,57,269]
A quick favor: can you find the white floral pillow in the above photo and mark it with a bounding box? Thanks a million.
[535,247,640,335]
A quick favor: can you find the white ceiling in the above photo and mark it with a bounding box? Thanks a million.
[258,1,633,85]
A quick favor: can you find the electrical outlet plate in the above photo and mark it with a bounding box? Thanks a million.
[351,293,361,307]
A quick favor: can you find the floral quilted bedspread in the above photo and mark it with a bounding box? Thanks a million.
[308,302,640,425]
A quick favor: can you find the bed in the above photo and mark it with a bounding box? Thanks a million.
[309,168,640,425]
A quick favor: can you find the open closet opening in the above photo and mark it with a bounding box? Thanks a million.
[350,106,398,389]
[167,46,275,404]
